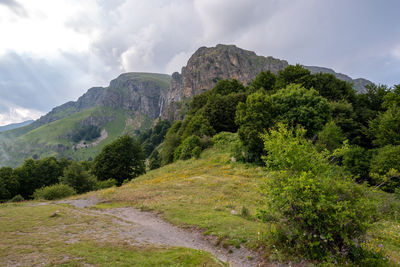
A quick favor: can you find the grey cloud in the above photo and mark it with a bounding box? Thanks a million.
[0,0,27,16]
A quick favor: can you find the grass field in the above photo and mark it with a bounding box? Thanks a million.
[0,203,225,266]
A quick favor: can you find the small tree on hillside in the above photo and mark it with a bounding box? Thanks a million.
[92,135,145,185]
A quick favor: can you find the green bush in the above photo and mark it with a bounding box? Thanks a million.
[369,145,400,192]
[60,162,97,194]
[342,146,372,183]
[95,179,117,190]
[315,121,345,151]
[9,194,24,202]
[259,124,376,260]
[175,136,202,160]
[33,184,76,200]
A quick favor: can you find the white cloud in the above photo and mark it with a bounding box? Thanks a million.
[0,104,43,126]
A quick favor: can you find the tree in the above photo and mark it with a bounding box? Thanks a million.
[60,162,97,194]
[315,121,345,151]
[14,157,65,198]
[0,167,19,201]
[235,91,276,162]
[369,106,400,147]
[249,70,276,92]
[272,84,331,137]
[275,64,311,89]
[92,135,145,185]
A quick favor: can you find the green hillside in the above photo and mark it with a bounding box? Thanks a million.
[0,72,170,167]
[2,106,152,166]
[1,137,399,266]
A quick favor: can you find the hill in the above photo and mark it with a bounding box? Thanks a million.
[0,120,33,133]
[1,136,399,266]
[0,73,170,167]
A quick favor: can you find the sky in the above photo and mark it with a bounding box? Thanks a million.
[0,0,400,126]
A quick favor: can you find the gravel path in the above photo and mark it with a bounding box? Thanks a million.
[60,198,265,267]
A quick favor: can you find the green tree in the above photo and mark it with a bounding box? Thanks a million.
[369,106,400,147]
[211,79,246,95]
[0,167,19,201]
[275,64,311,89]
[201,93,247,133]
[249,70,276,92]
[316,121,345,151]
[60,162,97,194]
[235,91,276,162]
[14,157,65,198]
[272,84,331,137]
[92,135,145,185]
[369,145,400,192]
[308,73,355,102]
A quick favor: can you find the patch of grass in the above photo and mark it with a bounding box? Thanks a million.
[99,147,269,249]
[57,242,225,267]
[98,143,400,263]
[0,203,224,266]
[364,220,400,266]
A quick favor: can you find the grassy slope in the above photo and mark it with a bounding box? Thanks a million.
[95,140,400,265]
[5,106,152,166]
[0,203,224,266]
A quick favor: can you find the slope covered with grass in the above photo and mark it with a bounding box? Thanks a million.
[94,133,400,265]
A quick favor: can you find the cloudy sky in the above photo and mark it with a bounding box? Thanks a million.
[0,0,399,126]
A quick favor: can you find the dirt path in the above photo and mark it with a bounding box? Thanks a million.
[60,198,265,267]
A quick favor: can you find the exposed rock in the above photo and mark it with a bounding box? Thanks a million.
[162,44,288,119]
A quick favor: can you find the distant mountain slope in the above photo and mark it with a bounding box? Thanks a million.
[0,73,170,167]
[0,120,33,133]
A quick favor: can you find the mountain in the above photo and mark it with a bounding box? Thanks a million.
[0,73,170,167]
[160,44,372,120]
[0,120,33,133]
[0,44,373,167]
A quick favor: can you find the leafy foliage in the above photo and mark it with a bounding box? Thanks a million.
[33,183,76,200]
[60,162,97,194]
[369,145,400,192]
[259,124,376,260]
[92,135,145,185]
[315,121,345,151]
[174,135,201,160]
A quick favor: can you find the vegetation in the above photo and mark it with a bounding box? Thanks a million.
[93,135,146,185]
[33,183,76,200]
[2,64,400,265]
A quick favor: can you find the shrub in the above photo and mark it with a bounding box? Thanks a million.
[175,136,202,160]
[149,150,161,170]
[342,146,372,183]
[315,121,345,151]
[33,184,76,200]
[60,162,97,194]
[259,124,376,260]
[9,194,24,202]
[95,179,116,190]
[369,145,400,192]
